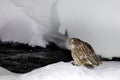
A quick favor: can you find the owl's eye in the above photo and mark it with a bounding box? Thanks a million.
[71,40,74,44]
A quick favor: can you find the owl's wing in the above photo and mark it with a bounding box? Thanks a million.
[82,42,101,65]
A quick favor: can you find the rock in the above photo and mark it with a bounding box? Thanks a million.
[0,41,72,73]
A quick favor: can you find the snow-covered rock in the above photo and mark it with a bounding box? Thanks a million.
[0,0,67,47]
[58,0,120,58]
[1,0,120,57]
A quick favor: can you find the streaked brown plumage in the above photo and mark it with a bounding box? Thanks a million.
[69,38,102,68]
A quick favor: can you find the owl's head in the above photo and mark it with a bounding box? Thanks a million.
[69,38,81,49]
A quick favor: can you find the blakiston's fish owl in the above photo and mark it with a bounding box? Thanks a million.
[69,38,101,68]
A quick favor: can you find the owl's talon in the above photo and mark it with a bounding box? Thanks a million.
[71,61,81,66]
[71,61,75,65]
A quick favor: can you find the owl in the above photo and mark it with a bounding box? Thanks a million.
[69,38,102,68]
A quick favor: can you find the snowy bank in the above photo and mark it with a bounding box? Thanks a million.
[18,62,120,80]
[1,62,120,80]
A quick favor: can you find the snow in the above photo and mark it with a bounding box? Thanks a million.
[0,0,67,47]
[1,62,120,80]
[0,67,19,80]
[58,0,120,58]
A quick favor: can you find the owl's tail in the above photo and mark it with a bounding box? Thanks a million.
[88,55,102,66]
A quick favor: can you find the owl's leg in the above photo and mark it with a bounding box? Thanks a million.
[75,63,81,66]
[71,52,82,66]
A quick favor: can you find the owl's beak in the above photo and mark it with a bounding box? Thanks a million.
[64,39,73,50]
[70,44,75,49]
